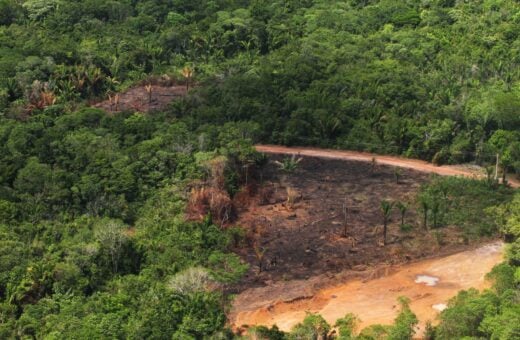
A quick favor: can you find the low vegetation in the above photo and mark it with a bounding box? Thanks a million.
[416,176,514,239]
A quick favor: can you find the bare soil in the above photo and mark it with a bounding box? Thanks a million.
[231,242,504,337]
[228,149,509,336]
[92,85,187,113]
[232,154,489,291]
[255,145,519,188]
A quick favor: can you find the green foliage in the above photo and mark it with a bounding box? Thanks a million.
[417,176,514,238]
[274,154,303,173]
[0,103,256,337]
[247,325,286,340]
[1,1,520,338]
[357,324,391,340]
[334,313,359,339]
[399,223,413,233]
[436,289,500,339]
[208,251,249,285]
[387,297,418,340]
[0,0,518,168]
[289,313,331,340]
[380,200,395,245]
[432,192,520,339]
[486,263,516,295]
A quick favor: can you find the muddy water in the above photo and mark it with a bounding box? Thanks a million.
[231,242,504,335]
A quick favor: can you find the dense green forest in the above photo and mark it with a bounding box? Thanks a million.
[0,0,519,339]
[1,0,520,170]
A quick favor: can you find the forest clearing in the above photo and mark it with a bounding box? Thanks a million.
[255,145,520,188]
[93,83,187,113]
[231,242,504,336]
[2,1,520,338]
[224,150,515,337]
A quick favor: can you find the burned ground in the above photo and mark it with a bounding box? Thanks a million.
[92,84,187,113]
[231,155,480,290]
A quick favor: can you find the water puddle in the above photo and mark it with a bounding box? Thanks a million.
[232,242,504,335]
[432,303,447,312]
[415,275,440,286]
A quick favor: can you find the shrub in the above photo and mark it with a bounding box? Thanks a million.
[289,313,330,340]
[168,267,214,295]
[400,223,413,233]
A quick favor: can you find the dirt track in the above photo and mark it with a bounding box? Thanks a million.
[231,242,504,336]
[255,145,519,188]
[229,145,515,335]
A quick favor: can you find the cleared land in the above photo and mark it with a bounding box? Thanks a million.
[228,147,511,336]
[231,242,503,336]
[232,154,497,291]
[93,84,187,113]
[255,145,519,188]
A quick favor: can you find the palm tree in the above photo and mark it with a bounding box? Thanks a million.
[419,196,429,230]
[380,200,395,245]
[273,154,302,173]
[396,201,408,226]
[431,198,440,228]
[273,154,303,192]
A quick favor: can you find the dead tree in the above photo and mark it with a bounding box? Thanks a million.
[342,196,349,237]
[253,244,267,273]
[145,84,153,104]
[182,66,194,91]
[370,157,377,176]
[114,94,120,111]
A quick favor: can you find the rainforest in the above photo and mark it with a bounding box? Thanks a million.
[0,1,519,339]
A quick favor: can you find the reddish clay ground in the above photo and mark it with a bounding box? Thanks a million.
[227,149,511,337]
[231,242,503,337]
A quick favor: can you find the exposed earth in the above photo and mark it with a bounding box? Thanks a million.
[255,145,519,188]
[231,241,504,336]
[232,154,484,290]
[93,84,187,113]
[226,146,513,336]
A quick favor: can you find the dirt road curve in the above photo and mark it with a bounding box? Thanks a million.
[255,145,519,188]
[232,242,504,336]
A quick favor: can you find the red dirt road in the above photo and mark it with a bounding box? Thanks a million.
[255,145,519,188]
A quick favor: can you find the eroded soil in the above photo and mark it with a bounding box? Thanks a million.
[228,150,508,337]
[231,242,504,336]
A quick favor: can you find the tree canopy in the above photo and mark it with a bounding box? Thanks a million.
[0,0,519,338]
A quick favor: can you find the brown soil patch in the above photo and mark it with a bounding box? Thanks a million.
[232,155,483,291]
[227,150,509,336]
[231,242,503,337]
[93,85,187,113]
